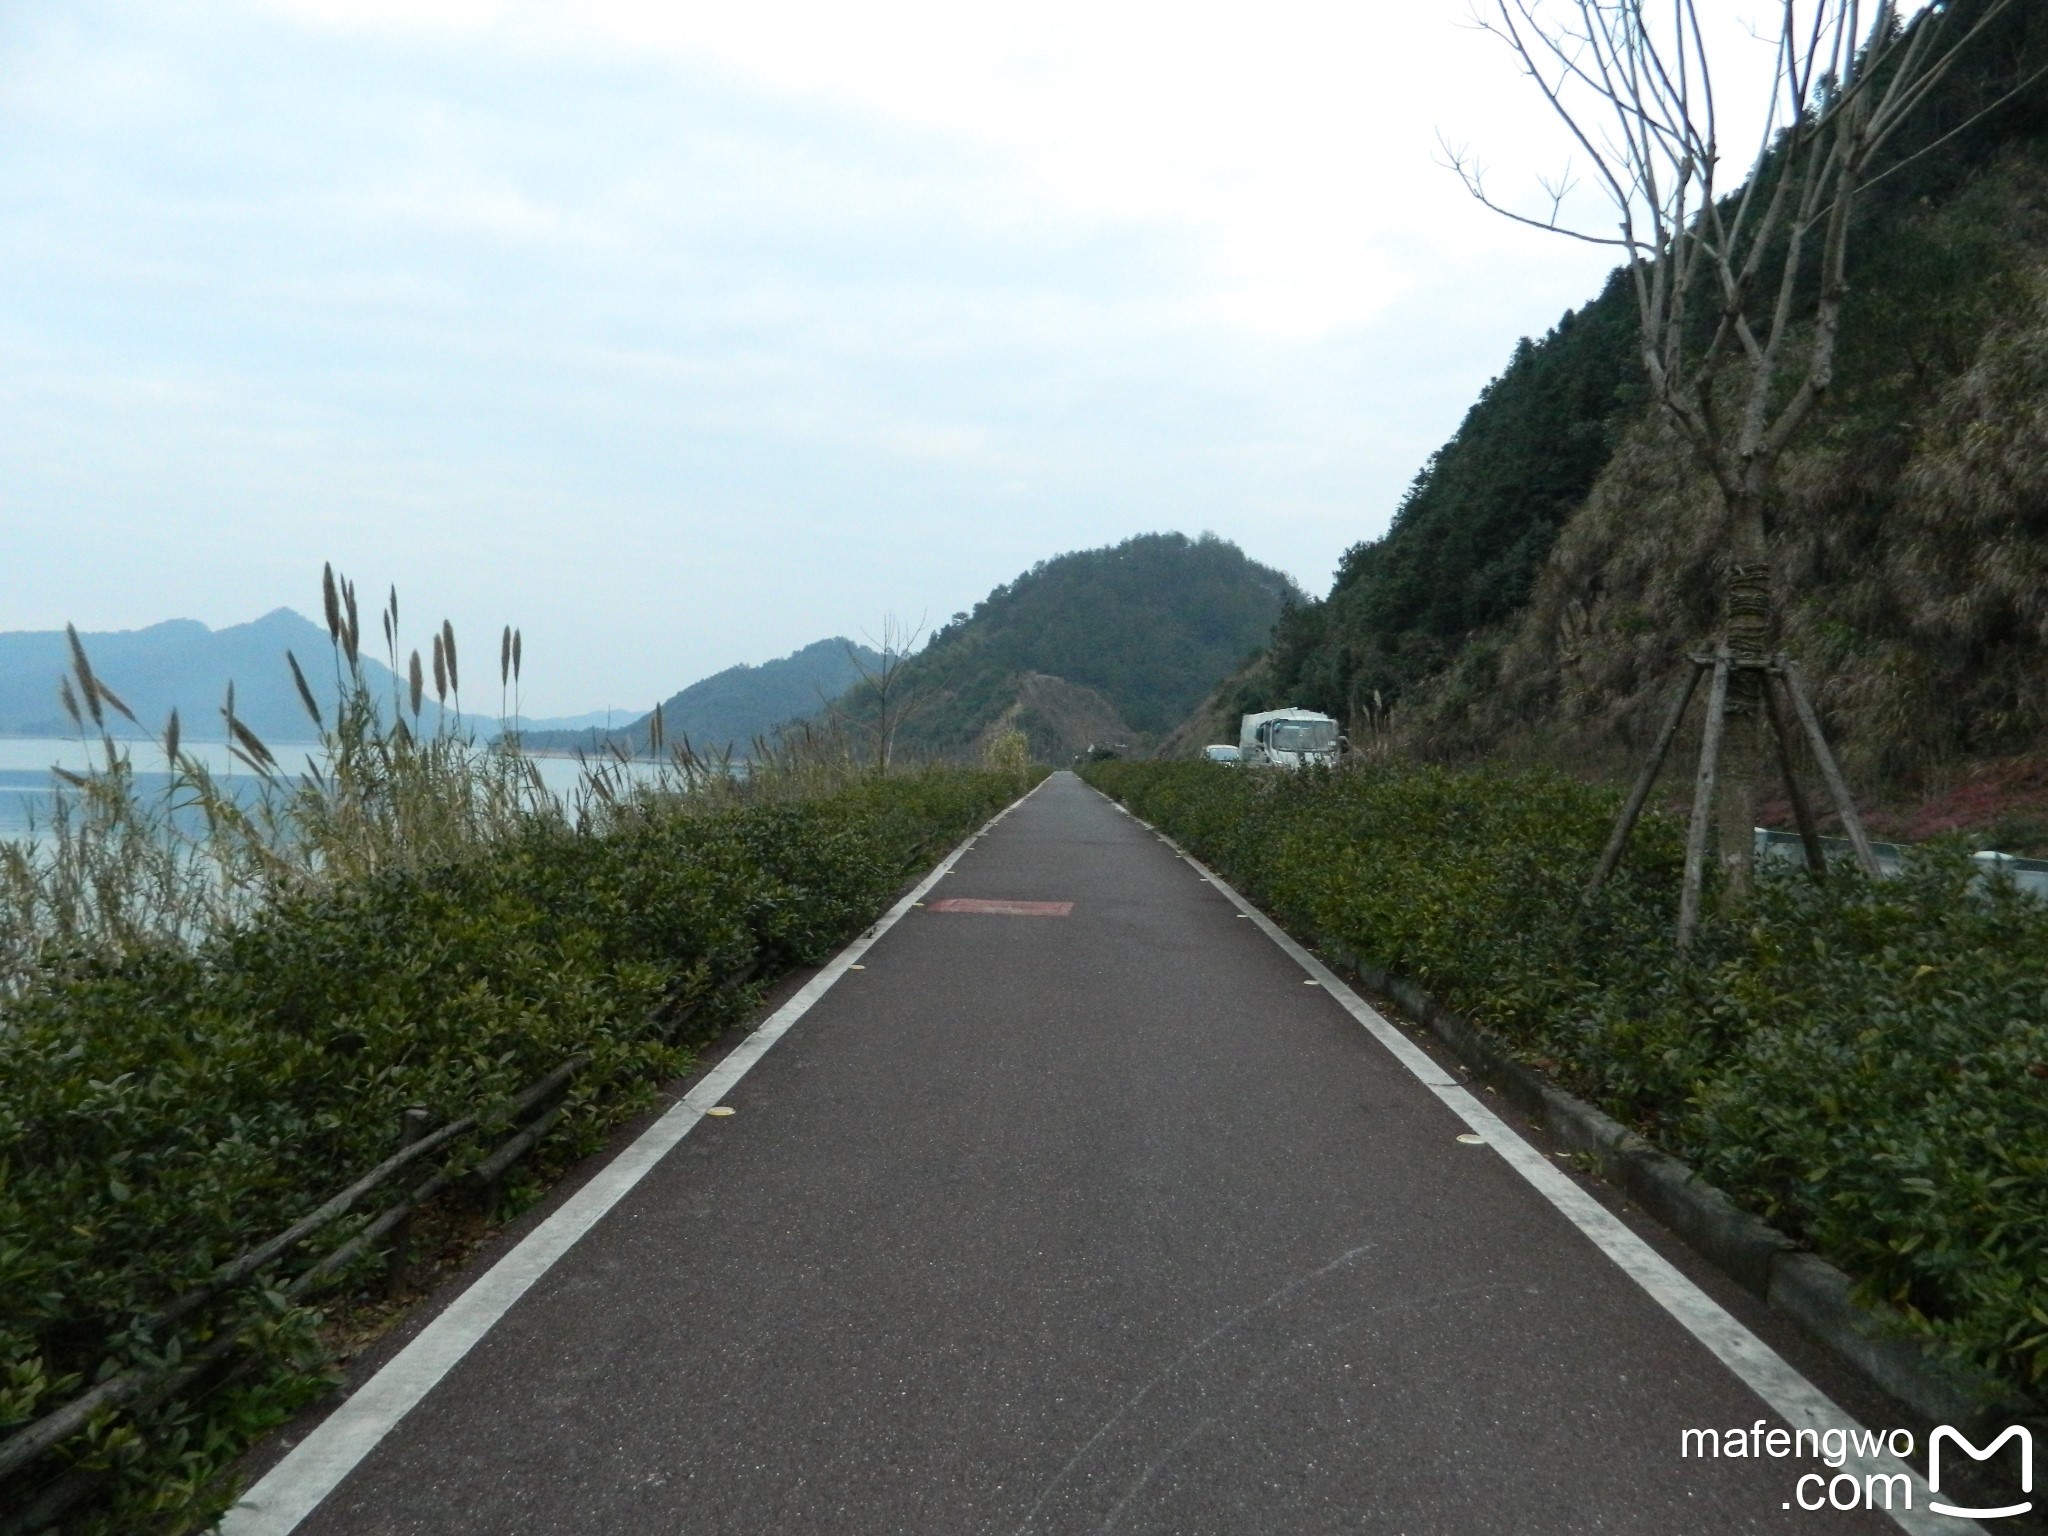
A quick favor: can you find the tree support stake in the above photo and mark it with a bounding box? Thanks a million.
[1584,660,1706,903]
[1777,655,1883,879]
[1761,673,1827,878]
[1677,650,1731,950]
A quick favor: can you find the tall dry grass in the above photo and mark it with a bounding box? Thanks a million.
[0,567,877,1000]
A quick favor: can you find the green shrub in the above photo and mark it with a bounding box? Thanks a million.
[0,766,1037,1532]
[1084,760,2048,1398]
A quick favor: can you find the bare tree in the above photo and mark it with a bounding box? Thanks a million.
[1448,0,2017,935]
[844,614,927,775]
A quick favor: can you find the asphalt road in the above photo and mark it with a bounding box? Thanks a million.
[235,772,1913,1534]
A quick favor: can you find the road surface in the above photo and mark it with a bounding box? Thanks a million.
[225,772,1931,1534]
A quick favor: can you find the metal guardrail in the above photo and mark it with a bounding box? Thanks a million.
[1754,827,2048,898]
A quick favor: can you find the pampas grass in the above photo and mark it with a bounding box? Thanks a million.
[0,569,894,1001]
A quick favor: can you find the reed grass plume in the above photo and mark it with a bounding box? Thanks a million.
[1,569,911,1000]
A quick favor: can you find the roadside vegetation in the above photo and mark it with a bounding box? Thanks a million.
[1238,0,2048,812]
[1083,760,2048,1405]
[0,575,1040,1533]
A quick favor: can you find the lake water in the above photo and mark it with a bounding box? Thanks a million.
[0,737,674,844]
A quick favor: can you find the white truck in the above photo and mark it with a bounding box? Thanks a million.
[1238,708,1343,769]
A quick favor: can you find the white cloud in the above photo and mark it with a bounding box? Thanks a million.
[0,0,1635,709]
[250,0,1615,336]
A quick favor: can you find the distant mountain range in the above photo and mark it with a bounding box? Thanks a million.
[0,610,430,743]
[517,639,883,757]
[0,610,885,762]
[518,530,1299,770]
[506,709,625,733]
[0,609,638,744]
[4,533,1294,767]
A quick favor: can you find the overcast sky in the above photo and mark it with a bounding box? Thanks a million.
[0,0,1634,714]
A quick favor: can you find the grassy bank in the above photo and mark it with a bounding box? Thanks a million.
[0,584,1042,1531]
[1083,760,2048,1403]
[2,768,1036,1532]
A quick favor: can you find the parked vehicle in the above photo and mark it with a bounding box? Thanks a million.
[1201,744,1241,764]
[1238,708,1342,769]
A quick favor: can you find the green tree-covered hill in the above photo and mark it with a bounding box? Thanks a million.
[1265,281,1639,718]
[1236,0,2048,801]
[848,533,1302,763]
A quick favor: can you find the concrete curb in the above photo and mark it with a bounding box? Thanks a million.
[1323,945,2037,1439]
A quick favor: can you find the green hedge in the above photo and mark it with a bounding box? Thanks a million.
[0,766,1037,1531]
[1083,760,2048,1400]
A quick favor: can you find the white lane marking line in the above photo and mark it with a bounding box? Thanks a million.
[217,778,1048,1536]
[1105,795,1971,1536]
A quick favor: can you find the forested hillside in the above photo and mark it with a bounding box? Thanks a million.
[1233,0,2048,823]
[1262,278,1639,718]
[843,533,1300,763]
